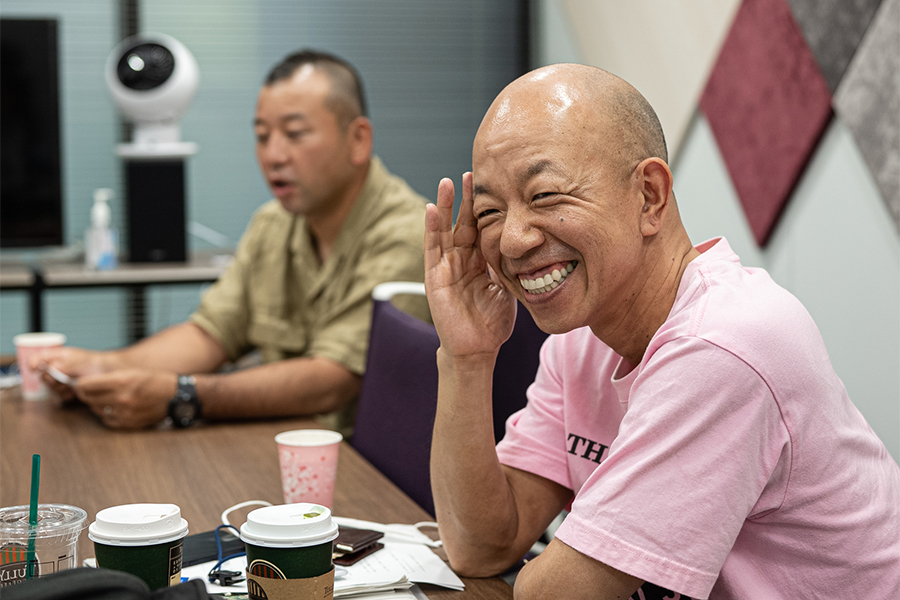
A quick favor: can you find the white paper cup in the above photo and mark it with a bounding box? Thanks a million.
[275,430,342,508]
[13,333,67,401]
[89,503,189,590]
[240,503,338,579]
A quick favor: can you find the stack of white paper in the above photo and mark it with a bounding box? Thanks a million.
[334,566,412,597]
[347,541,464,592]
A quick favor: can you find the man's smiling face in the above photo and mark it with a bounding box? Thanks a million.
[471,74,647,336]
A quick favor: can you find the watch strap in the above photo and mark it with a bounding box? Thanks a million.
[178,374,197,395]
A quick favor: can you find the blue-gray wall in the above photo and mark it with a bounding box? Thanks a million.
[1,0,526,352]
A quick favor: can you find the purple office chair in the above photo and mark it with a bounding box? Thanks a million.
[352,282,549,516]
[491,298,549,443]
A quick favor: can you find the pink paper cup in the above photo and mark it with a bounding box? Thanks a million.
[13,332,67,401]
[275,430,342,508]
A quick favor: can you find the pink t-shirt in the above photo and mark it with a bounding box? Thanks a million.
[496,238,900,599]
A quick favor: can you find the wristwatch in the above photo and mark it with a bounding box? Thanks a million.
[168,375,201,428]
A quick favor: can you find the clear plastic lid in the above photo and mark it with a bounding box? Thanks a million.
[275,429,343,447]
[0,504,87,542]
[240,503,338,548]
[88,503,188,546]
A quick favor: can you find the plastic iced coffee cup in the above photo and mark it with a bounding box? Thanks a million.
[0,504,87,585]
[13,333,66,400]
[276,430,342,507]
[88,503,189,590]
[240,503,337,599]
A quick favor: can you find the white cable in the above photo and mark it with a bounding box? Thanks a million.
[220,500,272,526]
[332,516,442,548]
[220,503,442,547]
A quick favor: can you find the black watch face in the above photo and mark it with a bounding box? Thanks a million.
[171,399,196,426]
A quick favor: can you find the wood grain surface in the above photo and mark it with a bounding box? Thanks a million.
[0,389,512,599]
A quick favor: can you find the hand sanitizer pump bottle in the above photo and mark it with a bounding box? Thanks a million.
[85,188,119,270]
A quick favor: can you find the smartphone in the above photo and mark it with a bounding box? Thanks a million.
[334,542,384,566]
[41,363,75,385]
[182,529,245,567]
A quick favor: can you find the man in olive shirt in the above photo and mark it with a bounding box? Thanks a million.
[33,50,429,433]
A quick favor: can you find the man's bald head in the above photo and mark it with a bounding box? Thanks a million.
[470,64,695,351]
[477,64,667,178]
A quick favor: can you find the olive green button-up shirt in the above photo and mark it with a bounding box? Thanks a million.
[190,157,429,432]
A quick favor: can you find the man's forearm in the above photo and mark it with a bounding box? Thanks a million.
[514,539,643,600]
[113,323,228,373]
[430,348,525,576]
[195,355,361,421]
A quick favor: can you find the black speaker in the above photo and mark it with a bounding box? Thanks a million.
[125,159,187,262]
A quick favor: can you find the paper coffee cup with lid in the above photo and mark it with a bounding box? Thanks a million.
[88,503,189,590]
[240,502,338,599]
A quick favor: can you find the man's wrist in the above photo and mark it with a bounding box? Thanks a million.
[436,347,498,375]
[168,374,201,428]
[100,349,130,372]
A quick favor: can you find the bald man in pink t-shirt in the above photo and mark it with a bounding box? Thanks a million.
[424,64,900,600]
[497,237,899,598]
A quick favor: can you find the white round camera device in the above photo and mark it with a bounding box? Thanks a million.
[106,33,199,156]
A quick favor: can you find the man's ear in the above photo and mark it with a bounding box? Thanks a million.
[348,116,373,166]
[637,157,673,237]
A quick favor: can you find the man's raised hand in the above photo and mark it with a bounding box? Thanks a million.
[424,173,515,359]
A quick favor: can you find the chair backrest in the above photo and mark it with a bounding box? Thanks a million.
[352,296,441,515]
[352,284,549,516]
[492,304,549,441]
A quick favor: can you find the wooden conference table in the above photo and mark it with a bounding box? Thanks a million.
[0,389,513,599]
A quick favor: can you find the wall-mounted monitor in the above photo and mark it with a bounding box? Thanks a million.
[1,18,64,248]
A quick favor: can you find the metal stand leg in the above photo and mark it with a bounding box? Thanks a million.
[126,286,147,344]
[29,270,44,333]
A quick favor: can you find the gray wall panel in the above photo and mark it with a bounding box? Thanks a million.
[834,0,900,231]
[787,0,883,91]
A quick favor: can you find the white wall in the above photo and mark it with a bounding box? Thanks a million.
[534,0,900,462]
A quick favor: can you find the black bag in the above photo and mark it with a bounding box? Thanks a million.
[1,568,220,600]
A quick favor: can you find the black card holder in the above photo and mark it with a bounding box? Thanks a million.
[333,525,384,554]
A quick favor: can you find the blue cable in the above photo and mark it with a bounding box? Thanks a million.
[208,524,246,586]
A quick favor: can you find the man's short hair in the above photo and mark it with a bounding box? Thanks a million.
[602,83,669,175]
[265,49,368,128]
[614,85,668,164]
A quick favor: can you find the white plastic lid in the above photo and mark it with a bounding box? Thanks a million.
[13,333,67,348]
[88,503,188,546]
[240,503,338,549]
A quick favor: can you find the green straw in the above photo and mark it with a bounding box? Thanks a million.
[26,453,40,580]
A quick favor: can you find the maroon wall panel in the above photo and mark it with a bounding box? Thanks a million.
[700,0,833,246]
